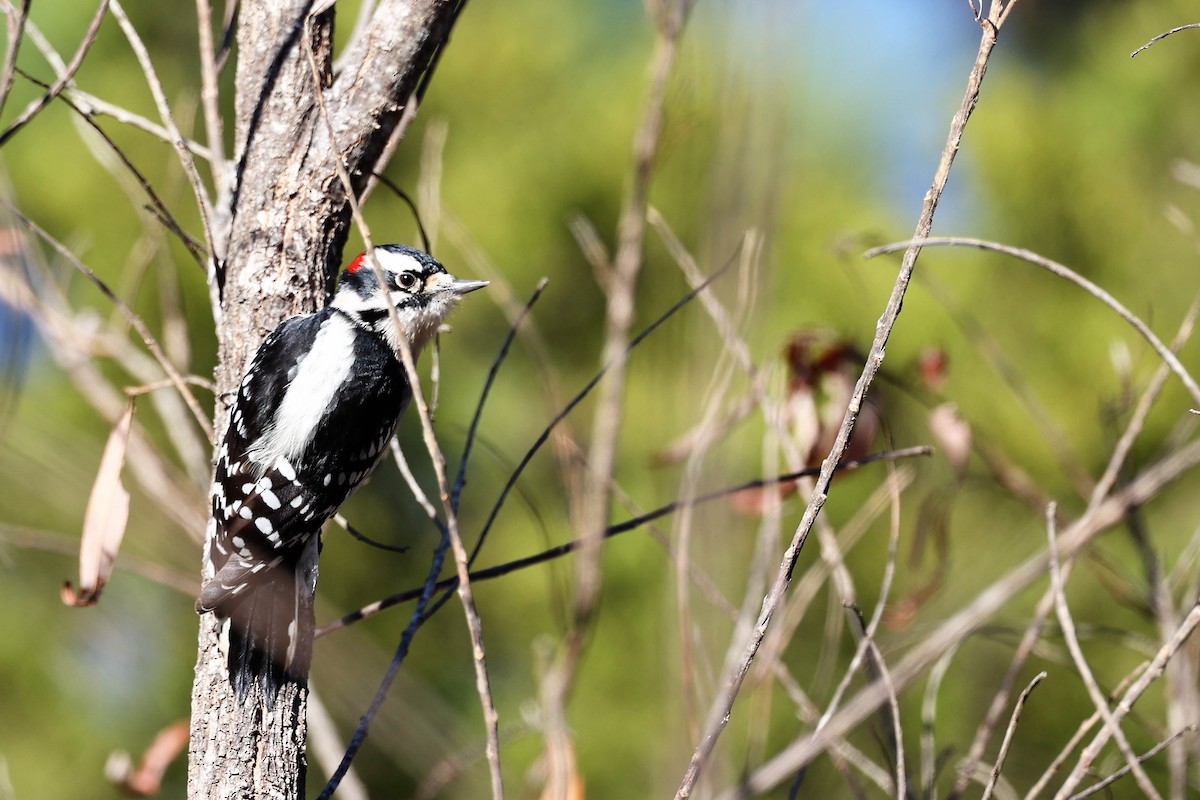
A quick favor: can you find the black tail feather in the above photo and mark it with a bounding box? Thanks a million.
[214,556,314,704]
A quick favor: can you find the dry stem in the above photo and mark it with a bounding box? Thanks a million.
[676,8,1010,795]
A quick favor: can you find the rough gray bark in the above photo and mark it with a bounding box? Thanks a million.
[187,2,460,797]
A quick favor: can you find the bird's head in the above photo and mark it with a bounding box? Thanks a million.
[331,244,487,356]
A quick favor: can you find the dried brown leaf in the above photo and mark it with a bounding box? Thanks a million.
[928,402,971,473]
[916,346,948,392]
[106,719,188,796]
[62,401,133,607]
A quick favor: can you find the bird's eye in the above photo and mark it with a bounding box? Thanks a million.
[396,272,419,291]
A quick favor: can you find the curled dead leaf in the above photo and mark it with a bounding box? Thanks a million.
[63,401,133,607]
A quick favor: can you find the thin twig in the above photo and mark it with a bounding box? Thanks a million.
[2,201,211,437]
[0,0,110,146]
[371,172,433,255]
[389,437,440,522]
[847,606,906,799]
[330,513,409,554]
[723,435,1200,798]
[1045,501,1163,800]
[0,242,206,537]
[1067,727,1196,800]
[953,297,1200,799]
[1093,293,1200,504]
[451,279,548,513]
[918,272,1093,499]
[813,457,905,748]
[1025,666,1145,800]
[952,583,1057,799]
[864,237,1200,408]
[298,25,503,799]
[921,643,962,796]
[0,0,30,121]
[194,0,229,257]
[469,251,739,568]
[66,89,214,160]
[1053,598,1200,799]
[1024,713,1100,799]
[442,211,582,516]
[122,376,215,396]
[661,231,761,745]
[306,689,368,800]
[567,0,690,725]
[1131,23,1200,58]
[681,10,1010,796]
[316,447,930,638]
[981,672,1046,800]
[107,0,217,287]
[10,69,207,268]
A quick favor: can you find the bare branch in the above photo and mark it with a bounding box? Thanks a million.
[726,434,1200,797]
[307,690,368,800]
[1092,294,1200,504]
[0,0,109,147]
[1046,496,1162,798]
[1067,727,1197,800]
[921,644,962,795]
[65,89,214,161]
[299,20,503,798]
[316,448,930,638]
[1131,23,1200,57]
[0,1,29,120]
[3,201,212,437]
[865,236,1200,408]
[981,672,1046,800]
[194,0,230,234]
[108,0,218,285]
[566,3,689,729]
[1053,599,1200,798]
[677,8,1014,794]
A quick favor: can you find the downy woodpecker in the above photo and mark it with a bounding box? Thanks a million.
[196,244,487,700]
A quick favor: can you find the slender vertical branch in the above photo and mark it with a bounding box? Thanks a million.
[108,0,218,290]
[981,672,1045,800]
[194,0,230,261]
[538,7,689,797]
[298,21,504,798]
[0,0,30,121]
[1045,502,1163,799]
[572,0,687,656]
[675,7,1013,795]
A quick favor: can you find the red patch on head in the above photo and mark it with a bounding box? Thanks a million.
[346,252,367,273]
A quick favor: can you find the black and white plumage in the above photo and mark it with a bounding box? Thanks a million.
[196,244,487,701]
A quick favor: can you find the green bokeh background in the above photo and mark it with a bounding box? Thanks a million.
[2,0,1200,797]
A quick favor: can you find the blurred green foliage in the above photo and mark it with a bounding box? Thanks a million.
[2,0,1200,797]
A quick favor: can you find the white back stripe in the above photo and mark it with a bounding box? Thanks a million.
[248,314,355,472]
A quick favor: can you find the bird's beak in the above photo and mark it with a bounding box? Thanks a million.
[436,275,489,296]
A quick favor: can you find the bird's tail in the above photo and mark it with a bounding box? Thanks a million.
[197,543,317,703]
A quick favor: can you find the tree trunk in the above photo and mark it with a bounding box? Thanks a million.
[187,2,461,796]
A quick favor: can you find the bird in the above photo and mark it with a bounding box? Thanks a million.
[196,244,487,701]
